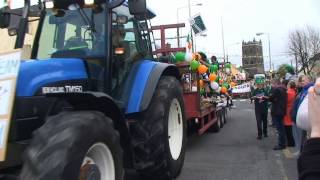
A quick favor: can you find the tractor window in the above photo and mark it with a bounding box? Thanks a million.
[36,6,106,59]
[111,20,139,93]
[110,6,146,99]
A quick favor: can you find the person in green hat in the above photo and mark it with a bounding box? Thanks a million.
[251,78,270,140]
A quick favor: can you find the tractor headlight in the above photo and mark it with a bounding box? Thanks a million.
[84,0,95,5]
[45,1,54,9]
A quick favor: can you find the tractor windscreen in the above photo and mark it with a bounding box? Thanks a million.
[36,5,106,59]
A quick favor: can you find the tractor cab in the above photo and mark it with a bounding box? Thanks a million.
[0,0,155,101]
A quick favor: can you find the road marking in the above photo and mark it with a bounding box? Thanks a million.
[276,157,289,180]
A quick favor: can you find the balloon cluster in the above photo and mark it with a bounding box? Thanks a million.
[172,51,236,95]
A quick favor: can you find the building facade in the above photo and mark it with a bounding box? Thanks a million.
[242,39,265,78]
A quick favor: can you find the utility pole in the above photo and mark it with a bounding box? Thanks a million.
[267,33,271,72]
[221,17,226,63]
[295,53,298,74]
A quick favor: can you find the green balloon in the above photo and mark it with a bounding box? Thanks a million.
[223,82,230,89]
[190,60,200,71]
[175,52,186,62]
[225,63,231,69]
[215,76,220,83]
[200,88,206,96]
[209,64,219,73]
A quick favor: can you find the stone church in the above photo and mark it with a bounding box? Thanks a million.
[242,39,265,78]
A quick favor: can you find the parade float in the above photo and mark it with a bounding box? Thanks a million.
[173,51,237,133]
[152,23,237,134]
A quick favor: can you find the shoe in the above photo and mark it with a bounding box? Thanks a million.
[264,134,268,137]
[273,145,285,150]
[292,151,300,156]
[257,136,262,140]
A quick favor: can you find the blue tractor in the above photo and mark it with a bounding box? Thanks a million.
[0,0,187,179]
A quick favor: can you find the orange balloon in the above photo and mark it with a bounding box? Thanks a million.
[221,87,227,94]
[230,82,236,87]
[198,65,208,74]
[209,73,217,81]
[199,80,204,87]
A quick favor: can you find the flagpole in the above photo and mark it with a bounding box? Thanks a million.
[188,0,195,53]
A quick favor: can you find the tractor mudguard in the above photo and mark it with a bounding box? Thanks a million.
[46,92,134,168]
[126,60,180,114]
[17,58,88,97]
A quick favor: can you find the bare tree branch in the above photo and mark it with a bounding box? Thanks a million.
[288,26,320,74]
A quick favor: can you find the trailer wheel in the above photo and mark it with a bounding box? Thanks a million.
[19,111,124,180]
[220,110,224,128]
[208,111,221,133]
[131,76,186,179]
[224,108,227,124]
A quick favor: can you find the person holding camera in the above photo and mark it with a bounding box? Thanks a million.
[298,77,320,180]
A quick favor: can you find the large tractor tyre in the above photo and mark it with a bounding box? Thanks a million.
[19,111,124,180]
[131,76,187,180]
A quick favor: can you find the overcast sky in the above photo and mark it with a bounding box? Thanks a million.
[148,0,320,70]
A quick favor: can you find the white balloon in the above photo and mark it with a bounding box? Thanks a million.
[226,68,231,74]
[185,52,193,62]
[210,82,219,90]
[215,87,221,93]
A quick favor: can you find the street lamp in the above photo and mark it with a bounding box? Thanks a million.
[176,3,203,23]
[176,2,202,52]
[256,32,272,72]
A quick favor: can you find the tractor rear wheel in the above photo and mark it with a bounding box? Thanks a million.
[131,76,187,180]
[19,111,124,180]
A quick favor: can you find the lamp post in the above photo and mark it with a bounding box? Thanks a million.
[176,2,202,52]
[256,32,272,72]
[176,3,203,24]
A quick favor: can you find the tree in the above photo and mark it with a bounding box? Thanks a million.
[277,64,295,79]
[288,26,320,74]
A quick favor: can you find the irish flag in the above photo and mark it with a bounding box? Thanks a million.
[186,33,192,50]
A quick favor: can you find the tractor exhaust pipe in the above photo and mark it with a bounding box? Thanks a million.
[14,0,30,49]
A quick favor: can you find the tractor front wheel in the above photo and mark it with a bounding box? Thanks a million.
[19,111,124,180]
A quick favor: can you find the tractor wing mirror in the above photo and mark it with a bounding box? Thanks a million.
[108,0,125,9]
[0,9,11,29]
[128,0,146,15]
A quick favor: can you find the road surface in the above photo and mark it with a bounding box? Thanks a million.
[177,99,298,180]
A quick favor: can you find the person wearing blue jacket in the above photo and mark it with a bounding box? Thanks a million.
[291,75,314,154]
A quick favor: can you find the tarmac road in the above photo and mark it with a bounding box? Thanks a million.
[177,99,298,180]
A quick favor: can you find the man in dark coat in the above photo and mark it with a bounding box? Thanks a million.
[251,82,270,139]
[269,79,287,150]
